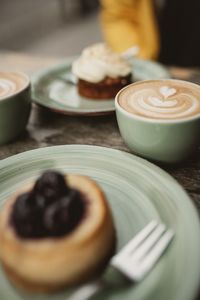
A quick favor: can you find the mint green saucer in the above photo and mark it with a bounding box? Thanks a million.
[31,58,171,116]
[0,145,199,300]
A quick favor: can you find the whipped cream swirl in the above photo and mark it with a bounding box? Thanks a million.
[72,43,132,83]
[120,84,200,120]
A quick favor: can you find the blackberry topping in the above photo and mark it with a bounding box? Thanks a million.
[67,189,85,223]
[44,190,84,237]
[10,171,85,238]
[11,192,44,238]
[33,171,69,205]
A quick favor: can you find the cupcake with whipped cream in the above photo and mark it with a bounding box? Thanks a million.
[72,43,132,100]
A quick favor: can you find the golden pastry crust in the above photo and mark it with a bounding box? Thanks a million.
[0,175,115,292]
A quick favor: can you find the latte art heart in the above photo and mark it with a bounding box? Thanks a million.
[118,81,200,120]
[159,86,176,98]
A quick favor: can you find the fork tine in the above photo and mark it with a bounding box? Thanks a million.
[68,223,174,300]
[130,224,166,262]
[134,229,174,281]
[112,220,158,263]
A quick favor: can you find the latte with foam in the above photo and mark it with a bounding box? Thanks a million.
[0,72,29,100]
[118,80,200,120]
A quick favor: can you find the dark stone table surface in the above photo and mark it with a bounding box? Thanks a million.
[1,52,200,299]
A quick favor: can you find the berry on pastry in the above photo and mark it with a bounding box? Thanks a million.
[0,171,115,293]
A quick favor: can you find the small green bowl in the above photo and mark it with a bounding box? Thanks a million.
[0,72,31,145]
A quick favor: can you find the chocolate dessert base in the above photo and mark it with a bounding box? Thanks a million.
[2,236,116,293]
[78,74,132,100]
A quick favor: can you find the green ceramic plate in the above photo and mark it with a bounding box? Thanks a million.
[31,57,171,116]
[0,145,199,300]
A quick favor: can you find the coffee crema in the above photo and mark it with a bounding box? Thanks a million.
[0,72,29,100]
[118,80,200,120]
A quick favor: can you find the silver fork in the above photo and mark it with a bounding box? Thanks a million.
[69,220,174,300]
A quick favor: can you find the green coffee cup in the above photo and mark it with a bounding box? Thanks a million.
[0,72,31,145]
[115,79,200,163]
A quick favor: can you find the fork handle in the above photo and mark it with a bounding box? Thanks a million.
[68,280,105,300]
